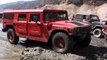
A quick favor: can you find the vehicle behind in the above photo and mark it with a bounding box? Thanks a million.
[72,14,103,38]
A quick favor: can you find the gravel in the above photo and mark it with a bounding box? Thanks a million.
[21,36,107,60]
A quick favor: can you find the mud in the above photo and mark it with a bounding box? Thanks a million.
[21,36,107,60]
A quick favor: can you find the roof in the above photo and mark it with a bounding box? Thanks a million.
[3,9,43,13]
[3,9,67,13]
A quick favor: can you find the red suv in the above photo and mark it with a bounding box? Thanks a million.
[2,9,91,53]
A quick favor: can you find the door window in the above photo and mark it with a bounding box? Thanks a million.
[30,14,40,22]
[18,14,26,21]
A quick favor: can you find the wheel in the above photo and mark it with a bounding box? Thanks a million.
[52,32,74,53]
[7,29,19,44]
[77,33,91,47]
[93,28,102,38]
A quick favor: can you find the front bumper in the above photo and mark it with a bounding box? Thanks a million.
[71,32,89,42]
[73,27,90,38]
[72,27,91,41]
[74,31,88,38]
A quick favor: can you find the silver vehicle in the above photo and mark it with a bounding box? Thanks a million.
[72,14,103,38]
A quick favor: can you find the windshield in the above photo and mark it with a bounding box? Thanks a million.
[44,12,68,21]
[73,15,83,21]
[90,15,99,21]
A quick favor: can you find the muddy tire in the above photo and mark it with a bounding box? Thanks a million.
[77,33,91,47]
[93,28,102,38]
[7,29,19,44]
[52,32,74,53]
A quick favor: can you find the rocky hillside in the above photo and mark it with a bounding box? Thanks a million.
[1,0,107,10]
[0,0,58,11]
[0,1,42,11]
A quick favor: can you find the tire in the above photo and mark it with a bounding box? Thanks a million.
[77,33,91,47]
[93,28,102,38]
[52,32,74,53]
[7,29,19,44]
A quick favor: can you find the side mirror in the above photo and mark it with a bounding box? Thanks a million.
[36,21,41,25]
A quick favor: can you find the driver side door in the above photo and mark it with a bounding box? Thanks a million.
[28,13,42,40]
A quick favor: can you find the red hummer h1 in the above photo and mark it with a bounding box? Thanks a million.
[2,9,91,53]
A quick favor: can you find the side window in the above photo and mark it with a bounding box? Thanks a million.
[3,13,14,20]
[18,14,26,21]
[44,12,56,20]
[30,14,40,22]
[83,15,86,19]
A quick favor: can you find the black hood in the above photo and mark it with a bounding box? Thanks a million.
[70,22,84,26]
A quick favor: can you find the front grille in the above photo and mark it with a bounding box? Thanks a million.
[75,27,89,36]
[79,27,86,32]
